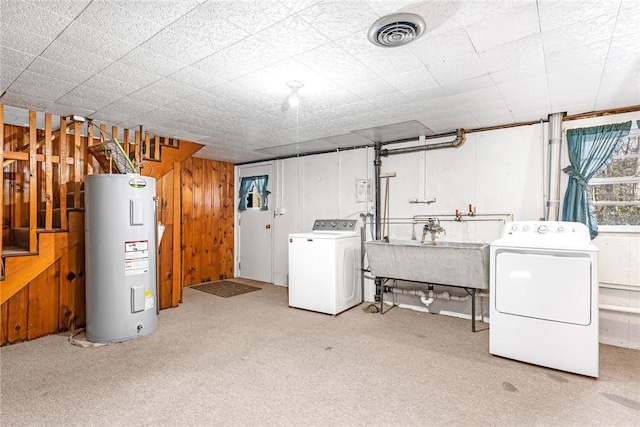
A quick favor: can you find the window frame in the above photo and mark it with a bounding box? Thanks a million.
[588,132,640,232]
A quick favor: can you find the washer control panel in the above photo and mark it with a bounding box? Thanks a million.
[312,219,358,232]
[501,221,590,243]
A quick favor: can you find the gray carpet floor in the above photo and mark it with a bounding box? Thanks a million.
[1,281,639,426]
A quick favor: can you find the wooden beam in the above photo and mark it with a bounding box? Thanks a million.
[172,162,182,306]
[123,128,130,161]
[59,117,68,230]
[73,121,81,208]
[144,133,151,161]
[29,110,37,252]
[0,104,3,257]
[134,130,141,166]
[44,114,53,230]
[86,121,93,175]
[154,135,160,160]
[3,151,65,163]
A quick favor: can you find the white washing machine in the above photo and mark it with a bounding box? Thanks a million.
[490,221,599,377]
[288,219,362,315]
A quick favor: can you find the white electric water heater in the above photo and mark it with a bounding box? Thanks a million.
[85,174,158,342]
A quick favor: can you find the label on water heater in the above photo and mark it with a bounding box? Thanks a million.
[125,240,150,276]
[145,289,154,310]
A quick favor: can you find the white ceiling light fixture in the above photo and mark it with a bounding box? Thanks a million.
[368,13,426,48]
[282,80,304,112]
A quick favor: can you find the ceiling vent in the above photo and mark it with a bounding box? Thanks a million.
[367,13,426,48]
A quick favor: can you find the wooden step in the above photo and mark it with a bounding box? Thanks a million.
[11,227,30,250]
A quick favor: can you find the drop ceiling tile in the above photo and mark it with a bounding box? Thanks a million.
[167,3,250,52]
[454,85,504,106]
[471,105,514,126]
[140,29,216,65]
[95,97,158,119]
[541,14,616,55]
[336,29,425,77]
[298,1,378,40]
[296,43,379,87]
[1,91,52,110]
[385,68,439,92]
[127,87,179,107]
[1,0,71,38]
[83,74,138,97]
[0,24,51,56]
[57,21,137,61]
[366,1,425,17]
[192,36,282,82]
[40,41,112,74]
[345,77,404,99]
[367,90,412,110]
[537,0,619,33]
[402,85,451,102]
[57,85,123,111]
[27,57,92,85]
[44,103,95,118]
[145,78,200,100]
[545,40,609,76]
[110,0,201,26]
[1,46,35,68]
[32,0,92,19]
[498,76,550,107]
[444,75,495,95]
[119,47,184,78]
[0,64,22,92]
[489,61,547,85]
[465,2,540,52]
[452,0,534,26]
[511,108,550,123]
[595,81,640,111]
[75,0,164,45]
[10,71,76,102]
[211,0,293,34]
[99,62,160,88]
[614,0,640,38]
[409,0,461,38]
[167,66,225,91]
[479,34,543,75]
[256,15,332,58]
[410,29,476,65]
[427,51,488,85]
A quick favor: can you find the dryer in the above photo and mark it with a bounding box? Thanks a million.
[288,219,362,315]
[490,221,599,377]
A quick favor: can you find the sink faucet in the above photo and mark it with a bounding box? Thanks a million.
[421,218,446,244]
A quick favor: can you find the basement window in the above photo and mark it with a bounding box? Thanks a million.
[589,130,640,228]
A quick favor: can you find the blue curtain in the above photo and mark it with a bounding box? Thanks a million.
[561,121,631,239]
[238,175,270,211]
[253,175,270,211]
[237,177,254,211]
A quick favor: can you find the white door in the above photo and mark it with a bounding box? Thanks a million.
[238,163,273,282]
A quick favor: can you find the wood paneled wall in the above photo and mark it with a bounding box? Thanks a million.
[181,157,234,286]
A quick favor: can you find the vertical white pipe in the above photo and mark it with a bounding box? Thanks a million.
[546,112,565,221]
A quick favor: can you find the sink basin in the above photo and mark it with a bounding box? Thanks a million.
[365,240,490,289]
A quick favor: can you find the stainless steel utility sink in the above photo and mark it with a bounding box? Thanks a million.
[365,240,490,289]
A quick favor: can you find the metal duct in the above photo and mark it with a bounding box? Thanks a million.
[546,112,565,221]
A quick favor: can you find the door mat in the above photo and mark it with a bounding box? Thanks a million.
[191,281,261,298]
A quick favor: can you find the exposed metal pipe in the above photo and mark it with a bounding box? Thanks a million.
[374,142,383,302]
[381,129,466,157]
[546,112,565,221]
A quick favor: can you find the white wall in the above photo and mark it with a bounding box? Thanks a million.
[245,112,639,349]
